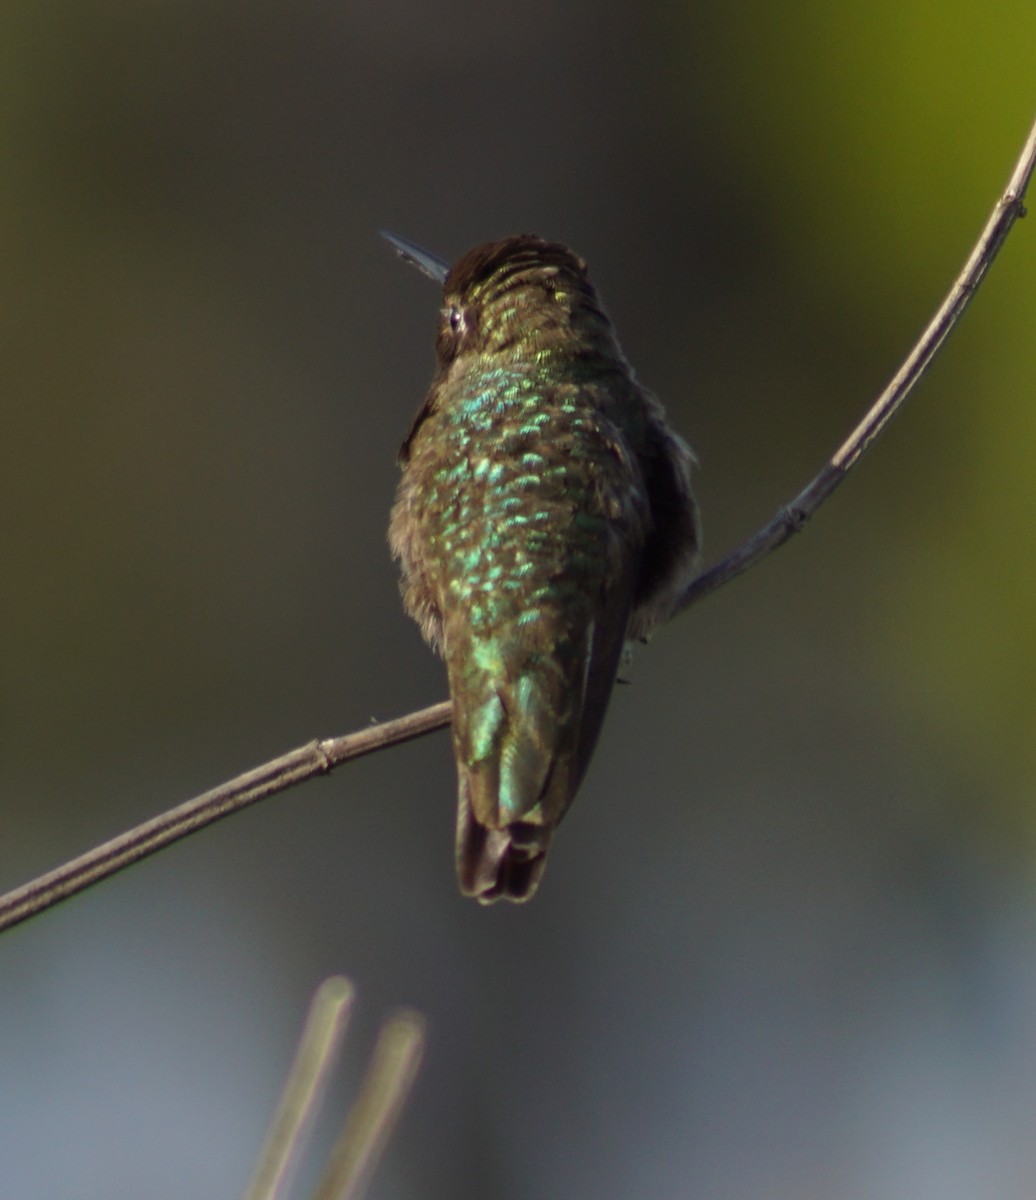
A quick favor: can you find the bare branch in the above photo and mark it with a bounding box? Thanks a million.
[676,112,1036,612]
[241,977,425,1200]
[1,112,1033,935]
[243,977,356,1200]
[0,701,451,935]
[309,1009,426,1200]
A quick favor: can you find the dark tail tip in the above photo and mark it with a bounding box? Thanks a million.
[456,796,550,903]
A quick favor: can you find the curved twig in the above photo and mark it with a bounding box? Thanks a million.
[677,113,1035,611]
[0,702,451,934]
[1,113,1033,936]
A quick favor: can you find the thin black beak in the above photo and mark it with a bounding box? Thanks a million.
[380,231,450,285]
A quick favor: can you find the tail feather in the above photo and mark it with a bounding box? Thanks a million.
[446,550,640,902]
[456,776,550,903]
[452,669,567,904]
[449,616,632,902]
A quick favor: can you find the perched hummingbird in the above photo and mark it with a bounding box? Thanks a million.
[385,233,701,904]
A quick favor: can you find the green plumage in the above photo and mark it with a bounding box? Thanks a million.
[388,235,700,902]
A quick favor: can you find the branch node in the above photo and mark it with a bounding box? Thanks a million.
[780,504,809,534]
[1002,190,1026,217]
[313,740,335,774]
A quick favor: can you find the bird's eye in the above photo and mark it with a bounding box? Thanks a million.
[448,306,465,333]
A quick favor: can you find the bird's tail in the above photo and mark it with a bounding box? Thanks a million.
[455,774,551,903]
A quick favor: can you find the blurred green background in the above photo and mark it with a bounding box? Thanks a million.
[2,2,1035,1197]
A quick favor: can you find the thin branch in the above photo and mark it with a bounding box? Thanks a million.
[1,112,1033,936]
[0,701,451,935]
[676,112,1036,612]
[241,978,426,1200]
[309,1009,426,1200]
[243,976,356,1200]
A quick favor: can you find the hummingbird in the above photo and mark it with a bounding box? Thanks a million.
[385,232,701,904]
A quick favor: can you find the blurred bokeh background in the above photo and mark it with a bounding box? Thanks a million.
[2,2,1036,1196]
